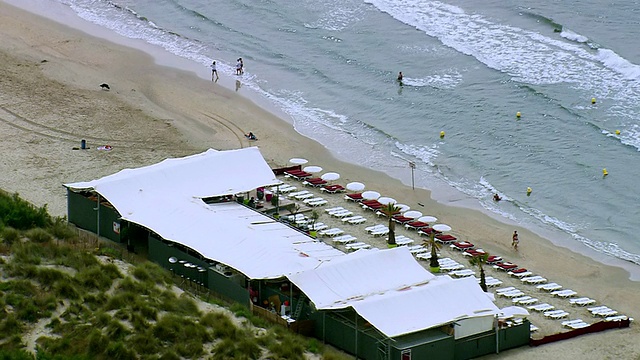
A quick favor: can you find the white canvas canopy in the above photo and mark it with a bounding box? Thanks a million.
[287,247,435,310]
[64,148,344,279]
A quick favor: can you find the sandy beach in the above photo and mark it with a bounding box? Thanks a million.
[1,2,638,359]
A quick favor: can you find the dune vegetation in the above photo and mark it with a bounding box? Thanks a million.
[0,190,350,360]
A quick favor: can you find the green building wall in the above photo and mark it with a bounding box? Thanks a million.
[67,190,121,242]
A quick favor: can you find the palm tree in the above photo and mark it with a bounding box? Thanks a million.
[424,231,441,273]
[469,252,489,292]
[379,203,400,248]
[309,210,320,238]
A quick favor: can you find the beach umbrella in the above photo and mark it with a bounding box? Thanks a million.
[377,197,397,205]
[418,216,437,223]
[321,172,340,181]
[303,165,323,173]
[396,204,410,213]
[289,158,308,165]
[403,210,423,219]
[432,224,452,232]
[346,182,365,192]
[361,191,381,200]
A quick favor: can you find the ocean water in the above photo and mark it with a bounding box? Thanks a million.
[19,0,640,272]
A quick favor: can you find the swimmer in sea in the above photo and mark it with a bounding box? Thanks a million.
[397,71,403,84]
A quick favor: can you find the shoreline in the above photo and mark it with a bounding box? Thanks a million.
[1,2,638,358]
[9,0,639,281]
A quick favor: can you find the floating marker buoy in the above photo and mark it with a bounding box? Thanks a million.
[526,187,532,196]
[591,97,596,104]
[440,131,445,139]
[615,130,621,135]
[603,168,608,177]
[516,112,521,118]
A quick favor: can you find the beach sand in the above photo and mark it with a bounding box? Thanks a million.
[0,2,638,359]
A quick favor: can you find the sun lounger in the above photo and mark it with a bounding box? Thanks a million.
[486,255,502,264]
[528,303,555,312]
[435,234,457,242]
[309,223,328,231]
[294,193,315,200]
[551,289,577,298]
[325,206,345,213]
[407,245,427,254]
[530,324,539,332]
[509,270,533,278]
[416,252,434,261]
[450,269,475,278]
[365,224,387,233]
[587,306,610,313]
[391,215,414,223]
[605,315,628,322]
[318,228,344,237]
[342,215,363,223]
[395,236,414,246]
[404,221,430,230]
[450,241,475,251]
[440,261,465,271]
[463,249,487,257]
[545,310,569,319]
[496,286,517,294]
[272,185,297,193]
[499,290,526,298]
[345,242,371,251]
[332,235,357,244]
[371,228,390,237]
[303,197,325,204]
[512,296,532,303]
[493,262,518,271]
[569,297,596,306]
[344,193,363,202]
[567,321,590,329]
[537,283,562,291]
[284,170,313,180]
[593,309,618,317]
[321,184,345,193]
[348,217,367,225]
[522,276,547,284]
[518,298,538,305]
[332,210,354,218]
[288,190,310,198]
[307,199,328,207]
[484,277,503,287]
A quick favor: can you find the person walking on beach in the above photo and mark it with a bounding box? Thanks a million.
[210,61,219,81]
[512,231,519,251]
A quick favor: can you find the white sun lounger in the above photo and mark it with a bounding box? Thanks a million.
[325,206,345,213]
[342,215,364,223]
[551,289,577,298]
[518,298,538,305]
[303,197,324,204]
[530,324,539,332]
[562,319,586,327]
[371,228,390,237]
[365,224,387,232]
[450,269,475,278]
[567,321,590,329]
[272,185,297,193]
[484,277,503,287]
[499,290,526,298]
[307,199,328,207]
[345,242,372,251]
[349,217,367,225]
[407,245,427,254]
[332,235,357,244]
[331,210,354,218]
[309,223,328,231]
[318,228,344,237]
[537,283,562,291]
[416,252,433,261]
[543,309,566,317]
[288,190,310,198]
[294,193,315,200]
[588,306,610,313]
[440,264,465,271]
[593,309,618,317]
[395,237,415,246]
[496,286,517,294]
[508,271,533,278]
[605,315,628,322]
[512,296,532,303]
[546,311,570,319]
[522,276,547,284]
[528,303,555,312]
[570,297,596,306]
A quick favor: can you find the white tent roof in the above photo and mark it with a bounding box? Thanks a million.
[351,276,500,338]
[64,148,344,279]
[287,247,435,310]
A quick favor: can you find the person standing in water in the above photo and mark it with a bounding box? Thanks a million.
[210,61,219,82]
[397,71,403,84]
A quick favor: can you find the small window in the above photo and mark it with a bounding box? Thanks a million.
[401,349,411,360]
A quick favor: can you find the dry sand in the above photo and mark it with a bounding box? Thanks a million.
[0,2,638,359]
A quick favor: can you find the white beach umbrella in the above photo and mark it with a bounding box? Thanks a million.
[361,191,381,200]
[432,224,452,232]
[321,172,340,181]
[395,204,410,212]
[303,165,323,173]
[403,210,423,219]
[377,197,397,205]
[289,158,308,165]
[346,182,365,192]
[418,216,437,223]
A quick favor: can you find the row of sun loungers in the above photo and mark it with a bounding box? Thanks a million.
[587,306,619,317]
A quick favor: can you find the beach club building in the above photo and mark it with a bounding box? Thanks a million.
[63,147,529,359]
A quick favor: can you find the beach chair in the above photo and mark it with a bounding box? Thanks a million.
[593,309,618,317]
[450,269,475,278]
[518,298,538,305]
[408,245,427,254]
[325,206,345,213]
[521,276,547,284]
[303,197,324,204]
[537,283,562,291]
[450,242,475,251]
[551,289,577,298]
[307,199,328,207]
[528,303,555,312]
[567,321,590,329]
[294,193,315,200]
[342,215,364,223]
[332,235,357,244]
[344,193,363,202]
[570,297,596,306]
[395,236,414,246]
[562,319,587,328]
[365,224,387,233]
[605,315,628,322]
[545,310,569,319]
[371,228,389,237]
[493,262,518,271]
[499,290,526,298]
[484,277,503,287]
[309,223,328,231]
[348,217,367,225]
[495,286,516,294]
[416,252,433,261]
[587,305,609,313]
[508,270,533,278]
[345,242,372,251]
[318,228,344,237]
[530,323,539,332]
[331,210,354,218]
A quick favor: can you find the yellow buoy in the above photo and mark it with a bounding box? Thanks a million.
[440,131,445,139]
[591,97,596,104]
[526,187,532,196]
[516,112,521,118]
[603,168,608,177]
[615,130,621,135]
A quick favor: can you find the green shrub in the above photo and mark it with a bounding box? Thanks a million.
[0,192,51,230]
[202,312,240,340]
[48,217,76,241]
[0,348,33,360]
[129,332,160,355]
[211,337,262,360]
[26,228,53,243]
[267,330,306,360]
[105,341,136,360]
[0,313,23,337]
[1,227,21,245]
[86,329,108,356]
[53,281,80,300]
[75,265,114,291]
[105,320,129,341]
[307,338,322,354]
[36,268,67,286]
[173,294,200,316]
